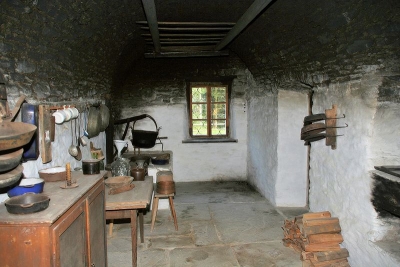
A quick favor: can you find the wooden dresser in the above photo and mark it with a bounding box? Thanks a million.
[0,171,107,267]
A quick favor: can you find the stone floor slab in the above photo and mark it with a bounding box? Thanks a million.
[137,248,168,267]
[210,202,284,243]
[150,235,195,249]
[175,203,213,222]
[170,246,240,267]
[232,241,302,267]
[192,220,222,246]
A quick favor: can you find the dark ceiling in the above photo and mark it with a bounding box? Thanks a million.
[1,0,399,99]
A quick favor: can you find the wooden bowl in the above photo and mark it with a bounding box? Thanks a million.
[105,176,133,189]
[38,167,66,182]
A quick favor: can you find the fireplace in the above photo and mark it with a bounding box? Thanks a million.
[372,166,400,218]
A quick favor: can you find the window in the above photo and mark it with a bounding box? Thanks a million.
[186,78,233,138]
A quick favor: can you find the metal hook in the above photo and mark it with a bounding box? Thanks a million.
[325,123,348,129]
[326,114,345,120]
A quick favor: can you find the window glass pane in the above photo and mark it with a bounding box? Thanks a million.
[211,120,226,135]
[192,87,207,102]
[192,120,208,136]
[211,87,226,102]
[192,104,207,119]
[211,104,226,119]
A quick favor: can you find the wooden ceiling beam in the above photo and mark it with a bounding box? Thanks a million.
[214,0,274,50]
[144,50,229,58]
[141,0,161,53]
[137,21,235,26]
[141,27,232,32]
[147,41,220,45]
[160,45,215,52]
[145,38,223,42]
[141,33,226,38]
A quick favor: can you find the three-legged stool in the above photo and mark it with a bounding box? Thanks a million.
[150,191,178,231]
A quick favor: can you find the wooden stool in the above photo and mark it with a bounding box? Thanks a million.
[150,191,178,231]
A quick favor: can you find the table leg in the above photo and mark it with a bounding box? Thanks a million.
[139,211,144,243]
[108,219,114,237]
[151,197,159,231]
[130,210,138,267]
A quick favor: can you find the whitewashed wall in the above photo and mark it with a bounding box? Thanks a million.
[309,75,399,267]
[247,90,308,206]
[276,90,308,206]
[247,93,278,202]
[119,98,248,182]
[22,112,106,178]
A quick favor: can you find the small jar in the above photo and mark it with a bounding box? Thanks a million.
[111,157,130,177]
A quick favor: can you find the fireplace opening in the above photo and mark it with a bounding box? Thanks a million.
[370,169,400,262]
[372,166,400,218]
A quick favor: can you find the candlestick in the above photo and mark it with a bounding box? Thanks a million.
[66,162,71,186]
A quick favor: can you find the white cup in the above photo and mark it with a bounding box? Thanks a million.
[69,107,79,119]
[53,110,66,124]
[63,108,72,121]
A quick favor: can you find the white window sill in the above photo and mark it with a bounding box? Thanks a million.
[182,138,238,144]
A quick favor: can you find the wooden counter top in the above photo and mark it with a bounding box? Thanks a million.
[0,171,106,225]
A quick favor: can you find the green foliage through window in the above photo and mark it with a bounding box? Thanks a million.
[190,84,229,137]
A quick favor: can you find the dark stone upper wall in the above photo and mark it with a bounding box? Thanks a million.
[231,0,400,88]
[111,53,249,118]
[0,0,144,102]
[1,0,399,105]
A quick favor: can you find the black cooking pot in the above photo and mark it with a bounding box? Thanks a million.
[131,115,159,149]
[5,193,50,214]
[82,159,100,175]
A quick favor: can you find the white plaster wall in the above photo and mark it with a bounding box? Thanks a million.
[247,93,278,203]
[276,90,308,207]
[22,112,106,178]
[120,98,247,182]
[309,75,399,267]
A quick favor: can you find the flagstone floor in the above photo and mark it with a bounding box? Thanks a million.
[107,181,308,267]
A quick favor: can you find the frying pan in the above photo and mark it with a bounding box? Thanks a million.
[0,148,23,172]
[86,107,101,138]
[303,113,345,125]
[301,129,325,140]
[98,104,110,132]
[5,193,50,214]
[301,123,348,135]
[303,133,343,145]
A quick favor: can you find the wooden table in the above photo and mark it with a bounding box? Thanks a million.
[105,176,153,267]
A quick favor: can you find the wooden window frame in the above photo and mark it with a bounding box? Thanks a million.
[185,77,234,139]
